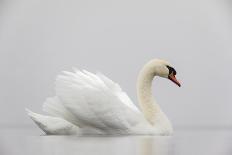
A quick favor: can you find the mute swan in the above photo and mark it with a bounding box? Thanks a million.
[26,59,180,135]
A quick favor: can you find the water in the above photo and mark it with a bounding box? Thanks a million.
[0,127,231,155]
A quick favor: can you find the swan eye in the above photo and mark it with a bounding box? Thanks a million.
[166,66,177,75]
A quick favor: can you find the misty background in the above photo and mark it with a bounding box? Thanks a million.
[0,0,231,130]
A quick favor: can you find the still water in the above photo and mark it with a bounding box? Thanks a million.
[0,127,231,155]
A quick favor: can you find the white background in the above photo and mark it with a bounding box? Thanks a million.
[0,0,231,128]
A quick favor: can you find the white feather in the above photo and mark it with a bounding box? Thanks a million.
[26,108,79,135]
[54,70,146,134]
[42,96,82,126]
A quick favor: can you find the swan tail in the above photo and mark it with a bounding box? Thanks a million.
[26,108,79,135]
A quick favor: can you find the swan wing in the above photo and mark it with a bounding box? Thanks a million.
[54,69,144,133]
[43,96,83,127]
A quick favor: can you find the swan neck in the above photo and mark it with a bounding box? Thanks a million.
[137,67,160,125]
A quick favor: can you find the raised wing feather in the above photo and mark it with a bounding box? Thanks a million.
[96,72,140,113]
[43,96,82,127]
[55,69,143,133]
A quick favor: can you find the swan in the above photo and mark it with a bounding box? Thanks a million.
[26,59,181,135]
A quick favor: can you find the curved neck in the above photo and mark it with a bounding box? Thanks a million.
[137,65,161,125]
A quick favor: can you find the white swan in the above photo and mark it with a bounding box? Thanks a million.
[26,59,181,135]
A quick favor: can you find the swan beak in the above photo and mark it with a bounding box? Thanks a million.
[168,74,181,87]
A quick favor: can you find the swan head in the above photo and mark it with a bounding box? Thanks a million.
[144,59,181,87]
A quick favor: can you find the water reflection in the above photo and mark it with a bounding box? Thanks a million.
[139,136,173,155]
[1,128,232,155]
[24,136,173,155]
[140,137,153,155]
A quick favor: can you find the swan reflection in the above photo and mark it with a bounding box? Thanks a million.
[139,136,173,155]
[25,136,173,155]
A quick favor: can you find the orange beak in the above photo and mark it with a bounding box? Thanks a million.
[168,73,181,87]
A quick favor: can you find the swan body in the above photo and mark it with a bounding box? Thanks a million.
[26,59,180,135]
